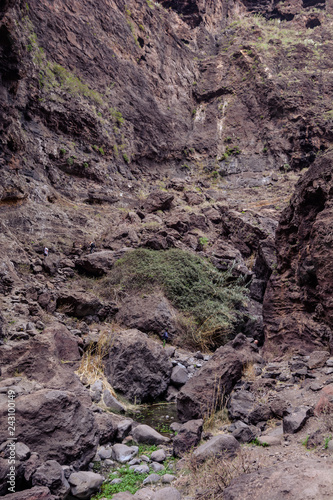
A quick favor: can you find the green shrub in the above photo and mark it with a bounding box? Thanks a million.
[199,236,209,247]
[123,153,130,163]
[250,437,268,447]
[99,249,248,349]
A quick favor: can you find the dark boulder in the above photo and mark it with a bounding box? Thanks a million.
[177,334,262,422]
[0,389,98,468]
[75,250,129,276]
[143,191,174,213]
[173,419,203,457]
[104,329,172,403]
[115,293,178,337]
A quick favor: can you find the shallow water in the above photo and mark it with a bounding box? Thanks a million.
[127,402,178,436]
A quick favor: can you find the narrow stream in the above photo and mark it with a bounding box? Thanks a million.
[127,402,178,437]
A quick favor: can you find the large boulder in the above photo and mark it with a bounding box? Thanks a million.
[75,249,129,276]
[193,434,240,461]
[132,425,168,445]
[68,471,104,499]
[0,323,87,399]
[143,191,174,213]
[0,389,98,468]
[56,291,103,318]
[32,460,70,499]
[104,329,172,403]
[283,406,312,434]
[173,419,203,457]
[115,293,178,337]
[223,458,333,500]
[228,390,272,425]
[176,334,261,421]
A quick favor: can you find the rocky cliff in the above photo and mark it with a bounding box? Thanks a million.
[1,0,333,497]
[1,0,333,345]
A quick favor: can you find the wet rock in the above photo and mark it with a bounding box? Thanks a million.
[32,460,70,499]
[104,329,172,403]
[283,406,313,434]
[166,385,179,402]
[68,471,104,499]
[132,425,169,445]
[173,419,203,457]
[193,434,240,461]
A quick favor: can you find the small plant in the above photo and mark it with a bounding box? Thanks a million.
[67,157,74,165]
[302,435,310,447]
[123,153,130,163]
[99,147,105,155]
[324,436,332,449]
[250,437,268,447]
[60,148,66,155]
[198,236,209,248]
[83,162,89,168]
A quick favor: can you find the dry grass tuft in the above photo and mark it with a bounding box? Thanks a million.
[203,380,230,432]
[242,361,256,382]
[175,448,262,499]
[75,328,116,397]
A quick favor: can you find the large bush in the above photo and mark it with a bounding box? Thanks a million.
[100,249,248,349]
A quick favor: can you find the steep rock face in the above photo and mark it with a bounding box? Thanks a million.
[264,150,333,354]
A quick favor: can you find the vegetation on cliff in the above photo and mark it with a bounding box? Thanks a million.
[100,248,248,349]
